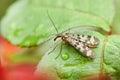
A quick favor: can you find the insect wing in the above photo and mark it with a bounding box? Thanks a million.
[73,41,95,58]
[79,35,99,45]
[65,33,99,45]
[65,36,95,58]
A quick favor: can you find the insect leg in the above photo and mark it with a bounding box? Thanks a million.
[55,41,63,59]
[47,43,58,55]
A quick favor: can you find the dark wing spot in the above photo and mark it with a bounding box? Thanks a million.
[82,35,84,37]
[87,35,91,41]
[87,35,91,38]
[77,36,81,39]
[83,45,86,48]
[72,34,74,36]
[75,42,79,45]
[74,44,77,47]
[78,40,82,42]
[77,34,80,36]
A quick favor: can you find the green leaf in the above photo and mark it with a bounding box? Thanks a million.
[104,35,120,79]
[1,0,114,46]
[112,0,120,34]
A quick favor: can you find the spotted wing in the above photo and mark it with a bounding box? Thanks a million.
[72,41,95,58]
[65,33,99,45]
[65,36,95,58]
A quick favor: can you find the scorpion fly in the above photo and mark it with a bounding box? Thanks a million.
[47,12,99,59]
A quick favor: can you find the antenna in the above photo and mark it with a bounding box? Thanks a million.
[47,11,59,33]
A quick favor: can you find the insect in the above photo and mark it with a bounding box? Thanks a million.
[47,12,99,59]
